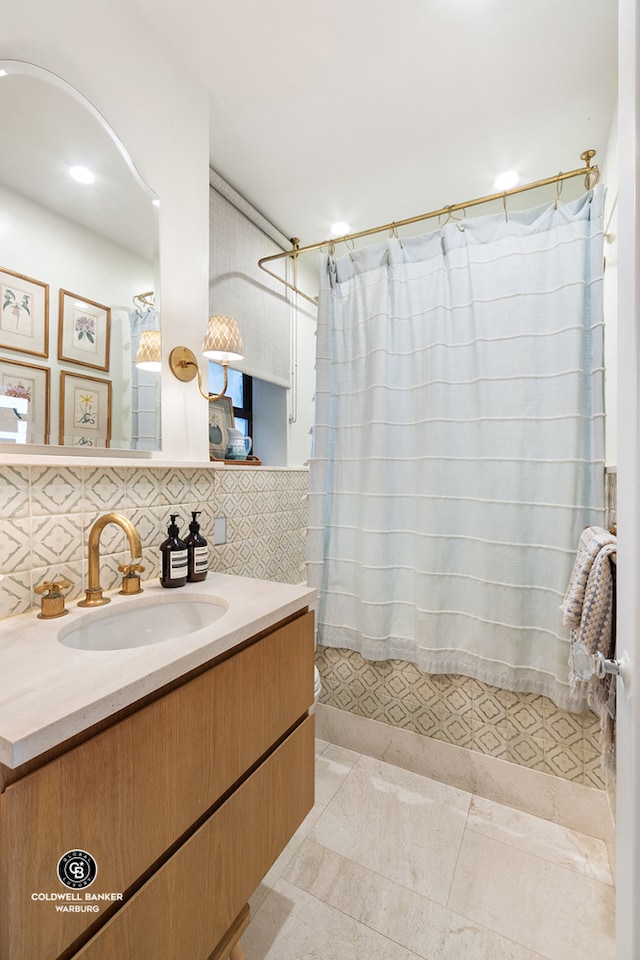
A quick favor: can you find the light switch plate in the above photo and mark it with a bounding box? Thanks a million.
[213,517,226,545]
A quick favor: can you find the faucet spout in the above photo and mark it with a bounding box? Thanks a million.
[78,513,143,608]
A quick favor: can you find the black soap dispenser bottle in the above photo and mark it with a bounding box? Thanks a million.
[186,510,209,582]
[160,514,188,588]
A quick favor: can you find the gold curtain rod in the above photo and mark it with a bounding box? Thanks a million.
[258,149,600,307]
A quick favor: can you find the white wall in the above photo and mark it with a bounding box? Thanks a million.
[603,109,619,468]
[615,1,640,955]
[0,185,155,447]
[1,0,211,461]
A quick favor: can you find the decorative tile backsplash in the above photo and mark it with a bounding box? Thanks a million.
[0,464,307,619]
[1,462,614,790]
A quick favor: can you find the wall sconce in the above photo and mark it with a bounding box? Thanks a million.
[169,315,243,401]
[135,330,162,372]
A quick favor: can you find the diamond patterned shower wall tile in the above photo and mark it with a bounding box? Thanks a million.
[473,691,508,726]
[544,709,585,748]
[544,742,586,783]
[506,733,546,772]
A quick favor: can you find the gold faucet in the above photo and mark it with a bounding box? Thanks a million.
[78,513,143,608]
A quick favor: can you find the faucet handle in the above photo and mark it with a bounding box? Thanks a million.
[118,561,145,596]
[35,578,72,619]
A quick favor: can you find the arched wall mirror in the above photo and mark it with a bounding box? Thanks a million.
[0,60,161,451]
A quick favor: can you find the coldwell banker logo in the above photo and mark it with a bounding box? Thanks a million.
[31,850,123,913]
[57,850,98,890]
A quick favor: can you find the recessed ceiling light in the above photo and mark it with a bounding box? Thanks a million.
[69,165,95,184]
[494,171,519,191]
[0,71,8,78]
[330,221,351,237]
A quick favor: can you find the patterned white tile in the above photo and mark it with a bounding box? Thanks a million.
[0,465,31,519]
[30,514,84,567]
[583,748,608,790]
[128,506,167,551]
[154,468,192,505]
[474,691,508,725]
[0,517,32,573]
[544,708,585,747]
[506,733,546,771]
[141,545,161,582]
[189,468,217,502]
[81,468,126,512]
[412,705,443,737]
[30,466,84,514]
[0,572,32,618]
[98,552,131,593]
[471,721,508,759]
[508,700,545,737]
[125,469,160,507]
[544,742,585,783]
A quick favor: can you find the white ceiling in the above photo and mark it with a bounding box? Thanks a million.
[132,0,618,247]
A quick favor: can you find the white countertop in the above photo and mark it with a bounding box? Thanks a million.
[0,574,316,769]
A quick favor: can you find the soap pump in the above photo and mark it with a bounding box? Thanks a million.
[185,510,209,582]
[159,514,188,588]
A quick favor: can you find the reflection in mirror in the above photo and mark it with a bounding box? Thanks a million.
[0,60,161,451]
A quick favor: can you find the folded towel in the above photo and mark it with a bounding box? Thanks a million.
[561,525,617,777]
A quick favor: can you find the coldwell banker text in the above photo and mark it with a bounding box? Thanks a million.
[31,892,123,913]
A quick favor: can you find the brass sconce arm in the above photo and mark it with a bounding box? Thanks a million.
[169,346,229,402]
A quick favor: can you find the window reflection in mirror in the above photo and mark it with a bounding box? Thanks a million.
[0,60,160,451]
[208,363,253,439]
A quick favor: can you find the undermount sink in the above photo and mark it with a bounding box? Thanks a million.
[58,596,228,651]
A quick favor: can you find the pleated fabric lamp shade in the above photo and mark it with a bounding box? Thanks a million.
[201,315,244,362]
[135,330,162,371]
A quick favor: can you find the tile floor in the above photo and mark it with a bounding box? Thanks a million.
[242,739,615,960]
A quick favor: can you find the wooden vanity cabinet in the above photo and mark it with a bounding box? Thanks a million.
[0,609,315,960]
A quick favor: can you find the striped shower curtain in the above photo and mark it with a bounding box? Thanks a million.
[307,186,606,710]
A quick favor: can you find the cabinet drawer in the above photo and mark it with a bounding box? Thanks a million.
[0,611,313,960]
[72,715,315,960]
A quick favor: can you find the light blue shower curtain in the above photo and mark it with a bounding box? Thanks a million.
[307,186,606,710]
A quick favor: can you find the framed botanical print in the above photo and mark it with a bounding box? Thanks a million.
[0,357,50,444]
[58,289,111,371]
[59,371,111,448]
[208,395,235,460]
[0,267,49,358]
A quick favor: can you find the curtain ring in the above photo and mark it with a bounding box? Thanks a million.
[502,193,509,223]
[554,174,563,210]
[438,206,453,227]
[585,164,600,190]
[390,223,399,238]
